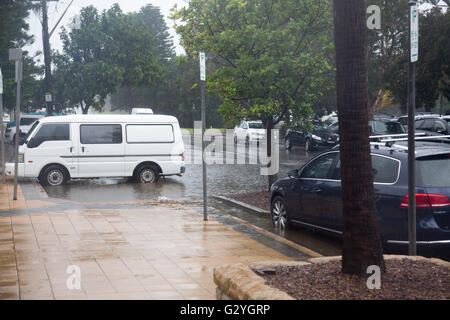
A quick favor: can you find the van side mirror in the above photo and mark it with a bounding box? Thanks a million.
[27,137,37,148]
[287,169,299,179]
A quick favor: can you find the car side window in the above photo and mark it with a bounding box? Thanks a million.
[300,153,337,179]
[433,120,446,133]
[30,124,70,148]
[420,119,434,131]
[330,154,399,184]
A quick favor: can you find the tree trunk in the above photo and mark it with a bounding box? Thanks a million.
[80,101,88,114]
[333,0,385,275]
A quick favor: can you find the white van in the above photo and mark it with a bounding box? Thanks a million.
[131,108,153,115]
[5,115,185,186]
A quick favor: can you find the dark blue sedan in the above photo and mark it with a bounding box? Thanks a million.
[270,142,450,258]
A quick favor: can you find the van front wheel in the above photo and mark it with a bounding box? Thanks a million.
[137,166,159,184]
[39,165,69,186]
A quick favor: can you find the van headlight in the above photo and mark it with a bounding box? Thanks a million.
[18,154,24,163]
[312,134,322,141]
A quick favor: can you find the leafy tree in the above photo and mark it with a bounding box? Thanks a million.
[385,7,449,112]
[172,0,335,188]
[54,4,162,114]
[365,0,409,115]
[0,0,42,113]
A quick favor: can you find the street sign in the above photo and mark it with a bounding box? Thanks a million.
[199,52,206,81]
[410,5,419,62]
[45,93,52,102]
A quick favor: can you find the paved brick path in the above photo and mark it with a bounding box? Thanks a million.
[0,180,294,300]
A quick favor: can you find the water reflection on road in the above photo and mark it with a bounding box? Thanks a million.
[38,140,341,256]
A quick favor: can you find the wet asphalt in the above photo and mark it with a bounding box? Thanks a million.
[0,135,342,256]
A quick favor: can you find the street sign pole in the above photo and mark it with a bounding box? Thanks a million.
[200,51,208,221]
[9,49,23,201]
[408,1,418,256]
[0,68,5,184]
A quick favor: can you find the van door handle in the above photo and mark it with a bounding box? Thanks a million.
[69,147,73,153]
[82,147,85,153]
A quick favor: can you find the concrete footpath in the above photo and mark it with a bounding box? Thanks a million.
[0,179,311,300]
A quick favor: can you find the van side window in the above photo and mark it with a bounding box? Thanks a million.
[126,124,174,143]
[80,124,122,144]
[31,124,70,147]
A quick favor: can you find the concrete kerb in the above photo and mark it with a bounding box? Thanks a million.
[213,195,270,215]
[214,255,450,300]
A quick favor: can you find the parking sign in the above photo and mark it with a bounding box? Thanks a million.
[410,5,419,62]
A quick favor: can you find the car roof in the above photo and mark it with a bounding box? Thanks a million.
[36,114,179,124]
[370,141,450,159]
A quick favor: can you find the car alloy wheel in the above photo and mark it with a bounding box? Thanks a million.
[271,197,289,229]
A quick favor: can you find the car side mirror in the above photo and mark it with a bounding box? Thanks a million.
[436,128,445,134]
[287,169,299,179]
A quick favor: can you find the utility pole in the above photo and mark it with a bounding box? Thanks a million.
[9,49,23,201]
[200,51,208,221]
[33,0,72,115]
[408,0,419,256]
[0,68,5,184]
[41,0,56,115]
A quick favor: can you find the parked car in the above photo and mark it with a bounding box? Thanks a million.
[4,114,44,144]
[270,141,450,258]
[396,113,441,129]
[285,121,339,152]
[4,114,185,186]
[415,117,450,136]
[3,113,10,123]
[369,119,405,136]
[131,108,153,115]
[233,120,265,144]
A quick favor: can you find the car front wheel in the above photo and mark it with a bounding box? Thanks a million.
[271,196,290,229]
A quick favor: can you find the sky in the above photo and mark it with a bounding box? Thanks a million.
[25,0,188,65]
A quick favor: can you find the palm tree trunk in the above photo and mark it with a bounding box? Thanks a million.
[333,0,385,275]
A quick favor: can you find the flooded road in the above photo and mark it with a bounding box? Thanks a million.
[1,135,341,256]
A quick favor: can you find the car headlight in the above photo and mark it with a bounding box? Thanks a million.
[312,134,322,141]
[18,154,24,163]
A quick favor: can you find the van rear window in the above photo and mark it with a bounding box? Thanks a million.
[126,124,174,143]
[418,155,450,187]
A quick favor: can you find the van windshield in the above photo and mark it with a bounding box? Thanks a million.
[23,121,39,143]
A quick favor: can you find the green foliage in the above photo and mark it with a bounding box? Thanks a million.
[0,0,42,112]
[385,8,450,111]
[54,4,163,114]
[172,0,335,128]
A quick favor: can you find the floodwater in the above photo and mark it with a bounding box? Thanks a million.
[1,135,342,256]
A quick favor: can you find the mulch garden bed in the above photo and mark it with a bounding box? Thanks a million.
[227,191,270,212]
[254,259,450,300]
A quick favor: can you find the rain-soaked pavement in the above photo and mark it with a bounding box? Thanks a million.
[1,135,342,257]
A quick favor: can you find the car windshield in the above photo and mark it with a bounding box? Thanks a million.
[417,154,450,187]
[248,122,264,129]
[313,122,331,131]
[23,121,39,142]
[374,121,405,134]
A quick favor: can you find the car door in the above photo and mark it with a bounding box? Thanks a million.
[25,123,74,178]
[290,152,338,228]
[77,123,125,177]
[432,120,448,135]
